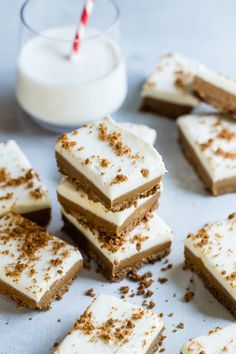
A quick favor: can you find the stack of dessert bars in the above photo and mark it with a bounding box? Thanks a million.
[55,116,173,281]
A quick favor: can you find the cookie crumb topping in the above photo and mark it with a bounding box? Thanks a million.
[99,123,131,157]
[141,168,149,178]
[111,174,128,185]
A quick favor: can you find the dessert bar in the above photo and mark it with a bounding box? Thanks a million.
[0,213,83,310]
[57,177,160,238]
[54,294,165,354]
[141,53,199,118]
[184,212,236,318]
[181,324,236,354]
[177,114,236,195]
[0,140,51,226]
[56,116,165,212]
[62,208,172,282]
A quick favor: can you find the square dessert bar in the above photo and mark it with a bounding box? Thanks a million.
[54,294,165,354]
[0,140,51,226]
[177,114,236,195]
[57,177,160,238]
[120,122,157,145]
[55,116,165,212]
[181,324,236,354]
[184,212,236,318]
[141,53,199,118]
[0,213,83,310]
[62,208,172,282]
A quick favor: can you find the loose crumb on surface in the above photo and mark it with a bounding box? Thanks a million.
[85,288,95,298]
[160,263,173,272]
[120,286,130,297]
[183,291,195,303]
[176,322,184,329]
[158,277,168,284]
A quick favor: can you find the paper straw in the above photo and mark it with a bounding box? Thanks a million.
[70,0,95,59]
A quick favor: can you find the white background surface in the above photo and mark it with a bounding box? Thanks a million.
[1,1,236,353]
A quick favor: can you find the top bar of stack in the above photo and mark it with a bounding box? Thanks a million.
[55,116,166,212]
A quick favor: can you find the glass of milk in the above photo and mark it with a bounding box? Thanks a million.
[16,0,127,132]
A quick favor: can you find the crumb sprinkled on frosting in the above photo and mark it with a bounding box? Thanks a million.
[111,174,128,185]
[0,168,9,183]
[57,133,77,149]
[30,187,44,199]
[73,310,137,345]
[218,128,235,141]
[0,192,13,201]
[0,214,74,283]
[141,168,149,178]
[100,159,110,167]
[214,148,236,159]
[199,138,214,151]
[98,123,131,157]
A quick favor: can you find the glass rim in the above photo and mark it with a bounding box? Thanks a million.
[20,0,120,42]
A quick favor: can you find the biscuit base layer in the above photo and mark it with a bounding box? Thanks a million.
[56,152,162,212]
[0,260,83,310]
[184,246,236,319]
[58,192,159,239]
[193,76,236,117]
[23,207,51,227]
[62,214,171,282]
[178,128,236,195]
[141,96,194,119]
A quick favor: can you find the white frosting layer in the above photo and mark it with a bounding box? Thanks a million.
[56,116,166,201]
[55,294,164,354]
[197,65,236,96]
[177,114,236,182]
[62,208,173,264]
[0,140,51,215]
[141,53,199,106]
[120,123,157,145]
[58,178,161,227]
[0,213,82,302]
[181,324,236,354]
[185,213,236,301]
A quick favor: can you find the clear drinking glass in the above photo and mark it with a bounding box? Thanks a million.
[16,0,127,132]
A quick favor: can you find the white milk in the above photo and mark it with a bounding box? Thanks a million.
[16,27,127,130]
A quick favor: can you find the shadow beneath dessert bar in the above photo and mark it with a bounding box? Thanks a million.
[169,262,234,321]
[59,225,112,284]
[79,260,111,284]
[0,296,33,315]
[164,129,208,196]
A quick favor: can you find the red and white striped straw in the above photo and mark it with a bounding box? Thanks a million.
[70,0,95,59]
